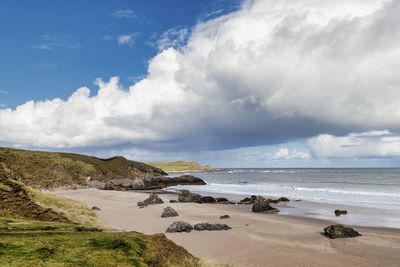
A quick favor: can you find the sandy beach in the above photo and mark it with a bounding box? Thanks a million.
[53,189,400,267]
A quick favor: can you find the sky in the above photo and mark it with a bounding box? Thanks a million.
[1,0,400,168]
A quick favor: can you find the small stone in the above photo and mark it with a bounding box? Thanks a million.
[91,206,101,211]
[252,196,279,213]
[193,223,231,231]
[335,210,347,216]
[137,193,164,207]
[220,215,230,219]
[169,199,178,203]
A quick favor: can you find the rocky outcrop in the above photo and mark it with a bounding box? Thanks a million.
[105,178,145,190]
[166,221,193,233]
[220,215,230,219]
[137,193,164,207]
[104,175,206,191]
[252,196,279,213]
[87,180,106,190]
[178,190,202,203]
[194,223,232,231]
[335,210,347,216]
[324,224,361,239]
[162,206,179,217]
[170,200,178,203]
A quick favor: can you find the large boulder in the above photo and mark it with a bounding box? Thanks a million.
[86,180,106,190]
[162,206,179,218]
[178,190,202,203]
[252,196,279,213]
[324,224,361,239]
[166,221,193,233]
[194,223,232,231]
[143,175,206,190]
[137,193,164,207]
[215,197,230,204]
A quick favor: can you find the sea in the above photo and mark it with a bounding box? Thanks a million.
[167,168,400,228]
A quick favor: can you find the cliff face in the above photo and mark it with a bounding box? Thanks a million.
[0,147,166,189]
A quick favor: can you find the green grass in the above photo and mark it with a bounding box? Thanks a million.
[0,147,166,189]
[146,161,213,172]
[0,231,198,267]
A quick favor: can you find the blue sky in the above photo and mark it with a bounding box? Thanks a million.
[0,0,240,107]
[1,0,400,167]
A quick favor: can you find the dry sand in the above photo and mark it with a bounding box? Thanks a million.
[53,189,400,267]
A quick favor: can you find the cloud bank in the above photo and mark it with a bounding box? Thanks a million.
[2,0,400,161]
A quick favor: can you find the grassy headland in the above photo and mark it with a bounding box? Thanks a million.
[146,161,214,173]
[0,147,166,189]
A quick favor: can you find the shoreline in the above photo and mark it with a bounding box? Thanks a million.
[52,188,400,266]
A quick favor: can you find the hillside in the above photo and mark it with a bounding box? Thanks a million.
[146,161,214,173]
[0,147,166,189]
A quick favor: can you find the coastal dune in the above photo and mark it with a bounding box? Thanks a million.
[53,189,400,267]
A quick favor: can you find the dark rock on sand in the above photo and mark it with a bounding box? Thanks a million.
[194,223,232,231]
[162,206,179,218]
[324,224,361,239]
[166,221,193,233]
[267,197,290,203]
[170,199,178,203]
[220,215,230,219]
[91,206,101,211]
[215,197,232,204]
[335,210,348,216]
[201,196,216,203]
[86,180,106,190]
[137,193,164,207]
[238,195,257,204]
[178,190,202,203]
[252,196,279,213]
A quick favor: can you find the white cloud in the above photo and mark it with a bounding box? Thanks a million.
[307,130,400,158]
[0,90,7,94]
[117,34,137,46]
[156,27,188,51]
[0,104,6,108]
[110,9,136,18]
[2,0,400,156]
[270,148,311,160]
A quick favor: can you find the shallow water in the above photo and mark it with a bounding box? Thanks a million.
[167,168,400,228]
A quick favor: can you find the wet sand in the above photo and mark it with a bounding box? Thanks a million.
[53,189,400,267]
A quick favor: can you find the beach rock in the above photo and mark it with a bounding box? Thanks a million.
[169,199,178,203]
[86,180,106,190]
[105,178,135,191]
[143,175,206,190]
[162,206,179,218]
[194,223,232,231]
[267,197,290,203]
[215,197,231,204]
[178,190,202,203]
[201,196,216,203]
[166,221,193,233]
[238,195,257,204]
[324,224,361,239]
[335,210,347,216]
[252,196,279,213]
[220,215,230,219]
[137,193,164,207]
[91,206,101,211]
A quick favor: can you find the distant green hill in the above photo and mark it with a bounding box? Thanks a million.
[146,161,214,172]
[0,147,166,189]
